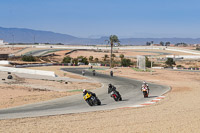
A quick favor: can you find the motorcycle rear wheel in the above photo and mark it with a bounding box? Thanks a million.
[87,99,93,106]
[96,98,101,105]
[113,96,118,101]
[143,91,148,98]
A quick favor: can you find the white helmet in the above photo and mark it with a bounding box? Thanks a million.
[143,81,146,84]
[83,89,86,93]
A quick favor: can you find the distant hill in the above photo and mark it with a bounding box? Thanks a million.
[1,27,200,45]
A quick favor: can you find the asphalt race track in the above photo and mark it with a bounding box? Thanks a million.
[0,68,170,120]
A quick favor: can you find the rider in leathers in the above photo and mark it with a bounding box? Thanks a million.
[83,89,96,97]
[108,84,121,99]
[141,81,149,94]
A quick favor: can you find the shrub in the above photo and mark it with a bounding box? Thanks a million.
[21,55,36,62]
[89,56,93,61]
[121,58,132,67]
[77,56,89,65]
[176,65,183,68]
[145,56,152,68]
[165,58,176,67]
[72,58,78,65]
[62,56,72,63]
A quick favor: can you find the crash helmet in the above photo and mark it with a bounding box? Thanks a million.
[143,81,146,84]
[108,84,112,88]
[83,89,87,93]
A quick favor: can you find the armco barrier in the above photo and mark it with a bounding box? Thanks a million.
[0,66,55,77]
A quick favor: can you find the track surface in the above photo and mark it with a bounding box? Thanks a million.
[0,68,170,120]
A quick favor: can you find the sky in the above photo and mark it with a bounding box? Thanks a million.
[0,0,200,38]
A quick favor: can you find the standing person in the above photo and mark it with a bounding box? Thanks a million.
[110,70,113,77]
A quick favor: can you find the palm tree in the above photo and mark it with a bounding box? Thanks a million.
[109,35,119,68]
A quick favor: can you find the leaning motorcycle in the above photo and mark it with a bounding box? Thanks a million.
[110,91,122,101]
[142,87,149,98]
[83,93,101,106]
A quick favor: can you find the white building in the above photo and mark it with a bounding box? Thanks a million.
[0,39,8,45]
[0,39,3,45]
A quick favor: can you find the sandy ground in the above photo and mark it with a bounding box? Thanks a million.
[0,70,101,109]
[0,46,200,132]
[68,49,193,60]
[26,66,87,79]
[0,67,200,132]
[0,47,24,54]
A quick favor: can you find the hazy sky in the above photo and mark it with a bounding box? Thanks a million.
[0,0,200,38]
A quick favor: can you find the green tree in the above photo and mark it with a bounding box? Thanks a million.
[119,54,124,60]
[111,54,116,58]
[72,58,78,65]
[121,58,132,67]
[196,45,200,50]
[160,41,164,46]
[145,56,151,68]
[165,58,176,67]
[94,58,99,62]
[77,56,89,65]
[109,35,120,68]
[165,42,171,46]
[146,42,151,46]
[89,56,93,62]
[62,56,72,63]
[103,54,109,61]
[22,55,36,62]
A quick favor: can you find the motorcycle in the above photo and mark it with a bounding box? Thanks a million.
[142,87,149,98]
[110,71,113,77]
[83,93,101,106]
[92,70,96,76]
[110,91,122,101]
[82,71,85,76]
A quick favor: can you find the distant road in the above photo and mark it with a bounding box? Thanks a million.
[2,45,200,55]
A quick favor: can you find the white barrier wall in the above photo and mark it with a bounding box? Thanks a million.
[0,66,55,77]
[166,55,200,59]
[0,60,10,65]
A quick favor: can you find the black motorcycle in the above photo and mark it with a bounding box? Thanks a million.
[92,70,96,76]
[83,93,101,106]
[110,91,122,101]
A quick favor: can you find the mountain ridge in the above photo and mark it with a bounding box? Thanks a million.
[0,27,200,45]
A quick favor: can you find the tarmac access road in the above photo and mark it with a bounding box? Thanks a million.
[0,68,170,120]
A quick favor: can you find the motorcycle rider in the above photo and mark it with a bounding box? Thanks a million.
[82,70,85,76]
[92,70,96,76]
[141,81,149,94]
[83,89,96,97]
[110,71,113,77]
[108,84,121,99]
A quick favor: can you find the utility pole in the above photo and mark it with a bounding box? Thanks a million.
[151,41,153,75]
[12,34,14,44]
[33,35,36,44]
[12,34,14,48]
